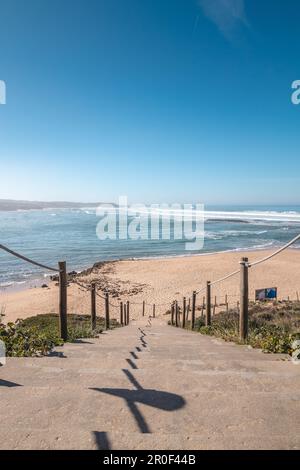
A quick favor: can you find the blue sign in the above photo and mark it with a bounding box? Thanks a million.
[255,287,277,301]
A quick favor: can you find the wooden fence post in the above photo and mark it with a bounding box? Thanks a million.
[153,304,156,318]
[171,302,175,325]
[120,301,123,326]
[127,301,130,324]
[206,281,211,326]
[105,292,110,330]
[58,261,68,341]
[123,302,127,325]
[225,294,228,313]
[191,291,196,330]
[186,298,190,322]
[239,257,249,341]
[91,282,96,330]
[175,301,179,327]
[182,297,186,328]
[142,300,145,316]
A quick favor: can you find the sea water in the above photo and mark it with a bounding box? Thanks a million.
[1,205,300,287]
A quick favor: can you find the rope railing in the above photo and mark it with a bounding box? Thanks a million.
[95,291,106,300]
[248,233,300,268]
[0,243,59,272]
[193,232,300,294]
[195,286,206,295]
[72,279,91,291]
[210,268,240,286]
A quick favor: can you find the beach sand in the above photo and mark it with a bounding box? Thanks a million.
[1,248,300,323]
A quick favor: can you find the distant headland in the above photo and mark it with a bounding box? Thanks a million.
[0,199,107,211]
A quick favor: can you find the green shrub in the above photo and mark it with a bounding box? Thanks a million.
[178,303,300,355]
[0,313,120,357]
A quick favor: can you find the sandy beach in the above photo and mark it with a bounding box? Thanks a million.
[1,248,300,324]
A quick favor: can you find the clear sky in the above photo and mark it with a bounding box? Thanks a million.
[0,0,299,205]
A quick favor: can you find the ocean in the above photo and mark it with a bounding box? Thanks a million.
[1,205,300,288]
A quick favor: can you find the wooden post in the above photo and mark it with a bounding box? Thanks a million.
[120,301,123,326]
[153,304,156,318]
[59,261,68,341]
[186,298,190,322]
[182,297,186,328]
[91,282,96,330]
[123,302,127,325]
[225,294,228,313]
[175,301,179,327]
[239,257,249,341]
[105,292,110,330]
[206,281,211,326]
[127,301,130,324]
[171,302,175,325]
[191,291,196,330]
[142,300,145,316]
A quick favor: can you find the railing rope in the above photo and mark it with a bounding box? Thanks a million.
[0,243,59,272]
[210,269,240,287]
[249,233,300,268]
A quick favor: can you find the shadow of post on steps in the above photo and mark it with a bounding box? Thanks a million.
[93,431,111,450]
[0,378,22,387]
[90,369,185,434]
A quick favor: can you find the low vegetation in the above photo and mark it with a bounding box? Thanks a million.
[169,301,300,355]
[193,301,300,355]
[0,313,119,357]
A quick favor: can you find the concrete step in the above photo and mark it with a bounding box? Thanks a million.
[0,428,298,450]
[1,318,299,450]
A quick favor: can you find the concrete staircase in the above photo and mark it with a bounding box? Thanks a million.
[0,317,299,449]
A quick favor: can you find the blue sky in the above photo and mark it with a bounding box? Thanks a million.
[0,0,299,204]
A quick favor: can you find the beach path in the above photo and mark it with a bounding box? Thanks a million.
[0,317,299,450]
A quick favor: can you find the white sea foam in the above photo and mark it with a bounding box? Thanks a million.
[0,281,14,288]
[120,207,300,223]
[204,210,300,223]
